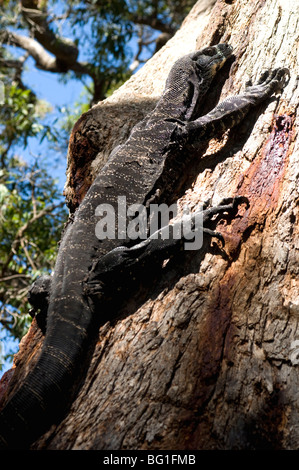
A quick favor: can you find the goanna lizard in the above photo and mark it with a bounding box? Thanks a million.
[0,43,289,449]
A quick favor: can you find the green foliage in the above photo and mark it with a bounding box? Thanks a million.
[0,156,67,367]
[0,65,55,160]
[1,85,43,146]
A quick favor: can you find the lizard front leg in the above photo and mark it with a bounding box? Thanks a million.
[177,68,289,145]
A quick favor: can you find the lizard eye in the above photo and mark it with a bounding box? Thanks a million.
[203,47,217,57]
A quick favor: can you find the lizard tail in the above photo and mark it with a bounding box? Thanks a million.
[0,350,72,449]
[0,335,84,449]
[0,288,92,449]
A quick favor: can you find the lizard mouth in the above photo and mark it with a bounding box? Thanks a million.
[210,43,234,72]
[216,43,234,58]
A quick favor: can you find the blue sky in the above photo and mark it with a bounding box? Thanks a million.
[22,60,87,191]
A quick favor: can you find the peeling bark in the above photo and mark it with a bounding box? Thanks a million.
[1,0,298,450]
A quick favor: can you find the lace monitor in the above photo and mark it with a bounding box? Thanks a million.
[0,44,289,449]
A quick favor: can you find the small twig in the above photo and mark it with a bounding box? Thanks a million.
[0,274,31,282]
[21,238,37,271]
[29,173,37,218]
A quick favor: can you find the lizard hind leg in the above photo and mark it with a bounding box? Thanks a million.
[84,196,249,313]
[27,275,52,332]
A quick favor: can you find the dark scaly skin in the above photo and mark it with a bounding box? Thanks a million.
[0,44,288,449]
[85,195,250,299]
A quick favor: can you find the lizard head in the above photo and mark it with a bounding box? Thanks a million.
[191,44,233,77]
[160,44,233,121]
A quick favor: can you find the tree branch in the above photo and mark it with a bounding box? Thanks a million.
[20,239,37,271]
[20,0,79,64]
[1,28,92,78]
[130,14,175,35]
[1,1,93,77]
[0,274,31,283]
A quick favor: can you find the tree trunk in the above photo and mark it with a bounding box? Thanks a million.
[1,0,298,450]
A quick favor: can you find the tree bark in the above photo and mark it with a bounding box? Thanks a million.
[1,0,298,450]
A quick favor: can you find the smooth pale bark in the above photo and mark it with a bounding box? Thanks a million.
[1,0,298,450]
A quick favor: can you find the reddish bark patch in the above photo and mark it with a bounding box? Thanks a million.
[208,111,294,334]
[194,272,238,405]
[237,112,294,221]
[191,111,294,430]
[188,270,239,448]
[218,111,294,255]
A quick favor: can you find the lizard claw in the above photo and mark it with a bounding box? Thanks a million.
[203,228,225,246]
[265,67,290,89]
[231,195,250,209]
[217,195,250,210]
[201,195,249,227]
[245,67,290,99]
